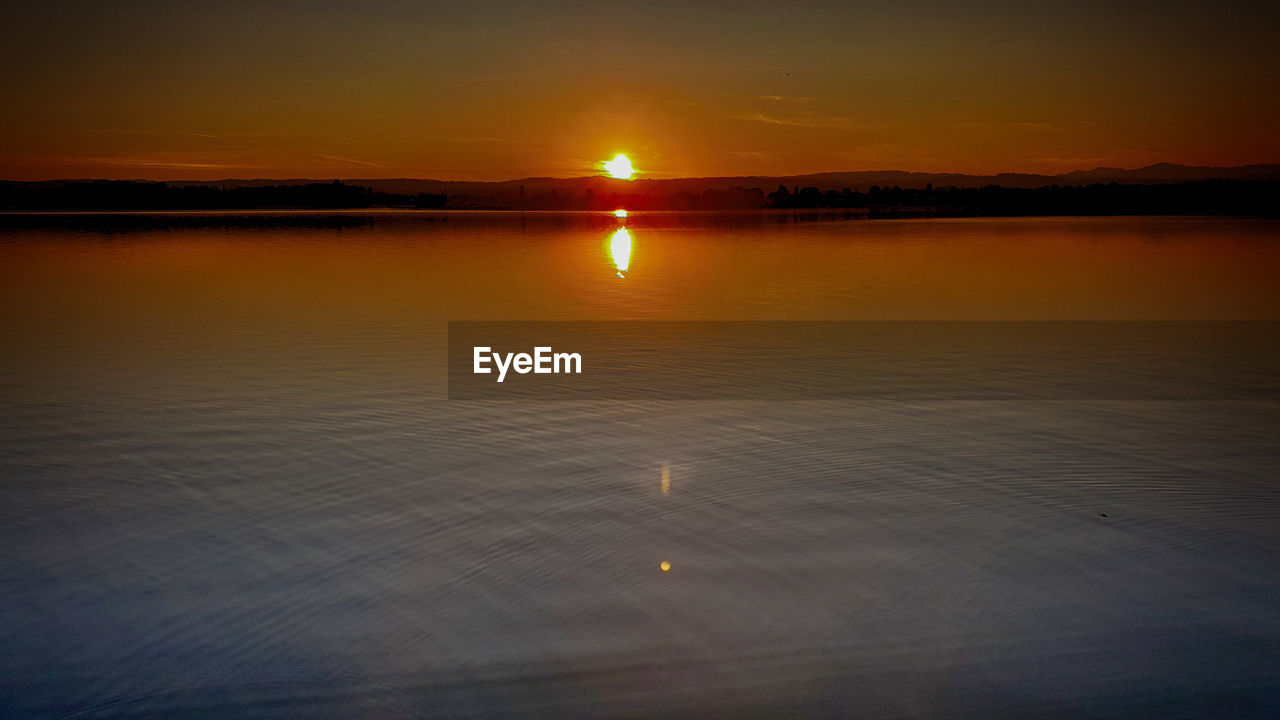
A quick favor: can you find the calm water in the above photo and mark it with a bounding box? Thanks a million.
[1,213,1278,718]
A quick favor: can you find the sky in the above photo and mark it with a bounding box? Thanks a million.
[1,0,1277,181]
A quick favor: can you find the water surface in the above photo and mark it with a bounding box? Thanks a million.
[1,213,1278,717]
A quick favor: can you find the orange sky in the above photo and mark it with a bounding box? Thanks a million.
[2,1,1277,181]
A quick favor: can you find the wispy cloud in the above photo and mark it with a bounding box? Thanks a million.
[729,112,855,129]
[754,94,816,103]
[673,94,853,130]
[440,137,510,144]
[315,153,384,168]
[431,76,510,84]
[421,123,500,130]
[87,157,255,169]
[728,150,784,164]
[86,128,291,141]
[954,120,1098,130]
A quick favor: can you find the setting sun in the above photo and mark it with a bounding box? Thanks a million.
[603,154,634,180]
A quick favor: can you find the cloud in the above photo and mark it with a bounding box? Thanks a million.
[754,95,816,103]
[729,112,854,129]
[315,153,384,168]
[431,76,510,84]
[728,150,783,164]
[84,157,255,169]
[440,137,510,144]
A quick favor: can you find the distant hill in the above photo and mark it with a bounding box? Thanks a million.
[153,163,1280,208]
[4,164,1277,213]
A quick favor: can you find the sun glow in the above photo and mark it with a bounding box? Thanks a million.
[603,154,634,179]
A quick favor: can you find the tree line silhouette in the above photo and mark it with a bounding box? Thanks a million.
[765,180,1277,215]
[1,178,1274,215]
[0,180,446,211]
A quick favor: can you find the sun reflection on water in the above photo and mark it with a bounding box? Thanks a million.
[609,227,631,277]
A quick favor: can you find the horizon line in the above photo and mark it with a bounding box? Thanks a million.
[5,161,1280,186]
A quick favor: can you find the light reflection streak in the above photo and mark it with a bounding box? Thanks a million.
[610,227,631,277]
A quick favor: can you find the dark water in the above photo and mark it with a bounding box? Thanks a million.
[1,213,1278,718]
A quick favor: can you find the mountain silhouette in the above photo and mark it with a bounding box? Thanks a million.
[134,163,1279,198]
[3,164,1277,213]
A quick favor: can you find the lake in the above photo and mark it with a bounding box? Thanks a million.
[1,212,1278,718]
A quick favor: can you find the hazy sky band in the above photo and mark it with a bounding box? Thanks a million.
[2,0,1277,180]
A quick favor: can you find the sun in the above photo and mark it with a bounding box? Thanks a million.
[603,154,634,179]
